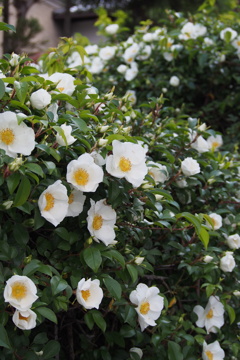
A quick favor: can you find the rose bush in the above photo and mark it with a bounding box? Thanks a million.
[0,9,239,360]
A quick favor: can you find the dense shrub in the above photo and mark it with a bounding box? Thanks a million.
[0,12,239,360]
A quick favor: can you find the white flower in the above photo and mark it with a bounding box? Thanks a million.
[76,278,103,309]
[169,75,180,87]
[147,161,169,184]
[87,199,117,246]
[226,234,240,249]
[67,188,86,217]
[179,22,207,40]
[220,27,237,41]
[207,135,223,151]
[202,341,225,360]
[125,64,138,81]
[134,257,144,265]
[117,64,128,74]
[67,51,84,68]
[193,295,224,333]
[12,309,37,330]
[181,157,200,177]
[9,53,20,66]
[90,151,106,166]
[137,44,152,60]
[125,90,137,105]
[204,37,214,46]
[49,72,76,96]
[4,275,38,311]
[56,124,76,146]
[189,130,210,153]
[66,153,104,192]
[48,102,59,122]
[99,46,116,61]
[231,35,240,50]
[30,89,51,110]
[130,283,164,331]
[89,57,105,74]
[203,255,214,263]
[233,290,240,297]
[130,347,143,359]
[38,180,69,227]
[206,213,222,230]
[106,140,148,187]
[123,43,140,63]
[105,24,119,35]
[176,178,188,188]
[220,251,236,272]
[0,111,35,158]
[85,44,98,55]
[143,32,154,42]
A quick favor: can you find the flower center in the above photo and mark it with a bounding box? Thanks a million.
[44,193,55,211]
[68,193,74,204]
[73,168,89,186]
[119,157,132,172]
[127,57,133,63]
[212,141,220,149]
[58,87,65,92]
[206,308,213,319]
[81,289,90,301]
[19,314,30,321]
[140,301,150,315]
[0,128,15,145]
[205,351,213,360]
[11,282,27,300]
[92,214,103,231]
[237,40,240,46]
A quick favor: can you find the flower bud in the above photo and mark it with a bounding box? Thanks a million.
[98,138,108,147]
[9,157,24,171]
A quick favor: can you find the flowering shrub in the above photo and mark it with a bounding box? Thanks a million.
[0,14,240,360]
[44,7,240,144]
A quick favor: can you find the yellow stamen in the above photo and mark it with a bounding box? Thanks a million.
[206,308,213,319]
[140,301,150,315]
[68,193,74,204]
[19,314,30,321]
[73,168,89,186]
[92,215,103,231]
[119,157,131,172]
[128,57,133,63]
[0,128,15,145]
[237,41,240,46]
[58,87,65,92]
[81,289,90,301]
[212,141,220,149]
[44,193,55,211]
[11,282,27,300]
[205,351,213,360]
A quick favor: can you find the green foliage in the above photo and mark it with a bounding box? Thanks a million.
[0,9,239,360]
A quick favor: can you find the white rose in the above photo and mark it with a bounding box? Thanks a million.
[169,75,180,87]
[105,24,119,35]
[203,255,213,263]
[56,124,76,146]
[30,89,51,110]
[9,53,20,66]
[12,309,37,330]
[181,157,200,177]
[220,252,236,272]
[117,64,128,74]
[206,213,222,230]
[226,234,240,249]
[76,278,103,309]
[130,347,143,359]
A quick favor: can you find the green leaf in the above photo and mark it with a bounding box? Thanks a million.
[91,310,107,332]
[126,264,138,283]
[168,341,183,360]
[0,78,5,99]
[103,277,122,300]
[6,172,21,194]
[10,100,31,113]
[14,81,28,103]
[226,304,236,324]
[197,226,209,249]
[54,227,69,241]
[50,276,68,296]
[14,177,31,207]
[83,247,102,272]
[84,312,94,330]
[13,224,29,246]
[104,249,125,268]
[0,22,15,32]
[43,340,60,359]
[176,212,201,233]
[107,134,126,143]
[25,163,44,177]
[23,260,41,276]
[35,307,58,324]
[0,324,12,349]
[71,117,90,133]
